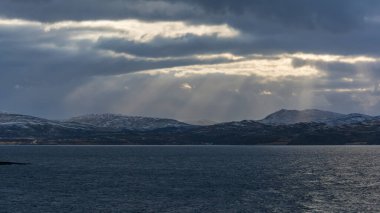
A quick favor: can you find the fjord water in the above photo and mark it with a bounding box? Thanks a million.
[1,146,380,212]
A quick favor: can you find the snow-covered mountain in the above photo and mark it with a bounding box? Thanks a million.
[0,112,102,142]
[258,109,380,126]
[68,114,191,130]
[0,112,93,130]
[323,113,375,126]
[0,112,65,129]
[259,109,344,125]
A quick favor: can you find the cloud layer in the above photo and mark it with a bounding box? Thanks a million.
[1,0,380,120]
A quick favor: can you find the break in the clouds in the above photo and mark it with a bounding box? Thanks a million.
[1,0,380,121]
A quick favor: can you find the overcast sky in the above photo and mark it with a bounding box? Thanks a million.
[1,0,380,121]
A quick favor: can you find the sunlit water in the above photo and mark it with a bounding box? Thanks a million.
[1,145,380,212]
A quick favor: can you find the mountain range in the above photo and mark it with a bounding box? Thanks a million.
[1,109,380,145]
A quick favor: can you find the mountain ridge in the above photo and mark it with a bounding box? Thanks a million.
[68,113,191,130]
[1,110,380,145]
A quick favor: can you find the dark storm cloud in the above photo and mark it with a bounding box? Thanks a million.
[179,0,375,31]
[0,0,198,22]
[0,20,234,81]
[0,0,377,31]
[0,21,233,118]
[0,29,196,84]
[1,0,380,56]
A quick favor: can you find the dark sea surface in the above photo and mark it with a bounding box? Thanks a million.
[1,145,380,213]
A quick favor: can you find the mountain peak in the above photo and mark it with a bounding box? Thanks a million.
[260,109,344,125]
[183,119,217,126]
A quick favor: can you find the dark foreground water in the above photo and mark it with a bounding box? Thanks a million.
[1,146,380,212]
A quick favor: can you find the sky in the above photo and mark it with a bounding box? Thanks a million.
[1,0,380,121]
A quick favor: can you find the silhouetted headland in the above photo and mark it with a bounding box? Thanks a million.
[0,162,29,165]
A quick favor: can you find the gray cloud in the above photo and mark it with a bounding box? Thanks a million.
[96,35,242,58]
